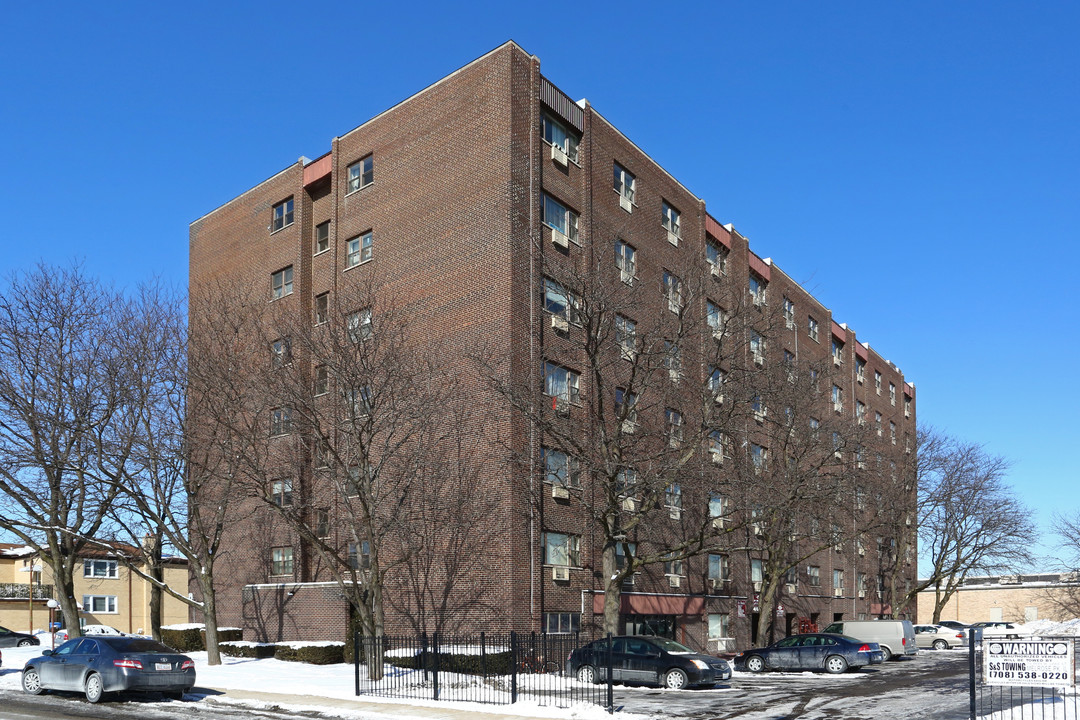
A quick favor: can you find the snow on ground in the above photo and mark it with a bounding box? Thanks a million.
[1025,619,1080,637]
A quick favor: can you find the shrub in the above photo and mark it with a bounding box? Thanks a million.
[387,650,513,675]
[161,626,243,652]
[220,642,277,659]
[274,644,344,665]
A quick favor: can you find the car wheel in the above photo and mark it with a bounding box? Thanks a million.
[17,639,34,647]
[167,690,185,701]
[932,639,948,650]
[825,655,849,674]
[745,655,766,673]
[664,668,688,690]
[879,645,892,662]
[84,673,104,703]
[22,668,44,695]
[576,665,598,684]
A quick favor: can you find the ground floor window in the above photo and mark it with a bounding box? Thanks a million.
[82,595,117,614]
[708,613,731,640]
[622,614,676,639]
[543,612,580,634]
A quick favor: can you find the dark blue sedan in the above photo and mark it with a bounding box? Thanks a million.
[568,635,731,689]
[21,636,195,702]
[735,633,884,674]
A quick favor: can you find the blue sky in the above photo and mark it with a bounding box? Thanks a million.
[2,2,1077,570]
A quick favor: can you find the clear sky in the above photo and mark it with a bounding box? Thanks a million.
[2,2,1077,570]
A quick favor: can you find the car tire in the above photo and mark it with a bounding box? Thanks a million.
[745,655,766,673]
[22,667,44,695]
[825,655,849,674]
[84,673,104,703]
[167,690,185,701]
[932,639,948,650]
[576,665,598,684]
[879,645,892,662]
[17,639,34,647]
[664,668,689,690]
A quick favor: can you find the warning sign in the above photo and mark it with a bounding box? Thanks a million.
[983,639,1075,688]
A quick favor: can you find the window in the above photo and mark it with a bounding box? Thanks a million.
[313,366,329,397]
[346,386,373,418]
[890,421,897,445]
[707,239,728,276]
[614,541,635,570]
[271,337,291,368]
[708,613,731,640]
[708,554,731,582]
[783,297,795,328]
[663,553,684,577]
[889,382,896,406]
[347,156,374,193]
[542,114,579,163]
[543,612,581,635]
[709,366,725,403]
[856,401,866,424]
[613,162,635,204]
[661,201,680,241]
[315,293,329,325]
[347,308,372,342]
[709,430,726,464]
[544,195,579,243]
[544,278,579,324]
[615,388,637,423]
[665,408,683,447]
[271,547,294,576]
[82,595,117,614]
[751,558,764,583]
[858,572,868,598]
[662,271,682,313]
[855,486,866,510]
[315,221,330,254]
[314,438,331,468]
[832,338,844,365]
[614,239,636,283]
[707,301,725,337]
[665,483,682,512]
[807,316,819,342]
[750,331,765,365]
[708,494,729,523]
[875,411,883,436]
[544,362,580,405]
[833,569,845,591]
[809,417,820,439]
[905,395,912,417]
[875,371,882,394]
[752,394,766,422]
[270,407,293,436]
[615,467,638,496]
[807,565,821,587]
[856,357,866,383]
[750,443,767,472]
[543,532,580,567]
[83,559,118,579]
[664,340,681,381]
[271,266,294,300]
[542,447,580,489]
[272,198,294,232]
[832,384,844,413]
[348,540,371,570]
[616,315,636,361]
[346,232,373,268]
[346,464,373,496]
[749,274,767,306]
[315,509,330,539]
[271,479,293,507]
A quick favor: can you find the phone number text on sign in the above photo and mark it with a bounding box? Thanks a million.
[983,640,1075,688]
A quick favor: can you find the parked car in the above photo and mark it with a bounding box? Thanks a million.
[567,635,731,689]
[914,624,968,650]
[21,636,195,703]
[52,625,129,644]
[937,620,970,631]
[821,620,918,660]
[0,625,40,648]
[969,621,1031,639]
[735,633,884,674]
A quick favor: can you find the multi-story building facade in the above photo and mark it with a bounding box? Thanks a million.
[189,41,916,651]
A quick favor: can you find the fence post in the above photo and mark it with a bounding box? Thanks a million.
[354,632,361,696]
[511,630,518,704]
[606,632,614,714]
[432,633,440,701]
[969,628,980,720]
[421,633,429,683]
[480,631,487,679]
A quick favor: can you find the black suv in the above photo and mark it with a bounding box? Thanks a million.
[567,635,731,689]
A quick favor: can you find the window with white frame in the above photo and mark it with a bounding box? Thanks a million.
[347,156,374,193]
[751,558,764,583]
[315,220,330,254]
[833,568,845,591]
[270,407,293,436]
[707,239,728,275]
[615,541,635,570]
[665,483,682,512]
[750,331,766,364]
[272,198,294,232]
[857,401,866,424]
[708,554,731,582]
[345,386,373,418]
[616,315,636,360]
[905,394,912,417]
[783,297,795,328]
[875,370,882,394]
[664,340,681,381]
[544,362,580,404]
[832,338,844,364]
[858,572,867,597]
[543,532,580,566]
[314,366,329,396]
[875,411,883,436]
[809,416,820,439]
[615,467,638,496]
[542,114,579,163]
[663,552,683,577]
[751,394,766,421]
[542,447,580,489]
[832,384,843,412]
[749,274,767,306]
[271,547,294,576]
[750,443,767,471]
[807,565,821,586]
[347,308,372,342]
[708,430,726,464]
[613,162,635,204]
[614,239,636,283]
[661,201,680,240]
[82,595,117,614]
[543,612,581,635]
[314,438,331,468]
[271,479,293,507]
[544,194,579,243]
[890,421,897,444]
[665,408,683,446]
[709,493,729,523]
[315,292,329,325]
[345,463,373,496]
[662,270,682,313]
[346,232,373,268]
[889,382,896,405]
[807,315,819,342]
[708,613,731,640]
[83,559,118,578]
[315,508,330,538]
[543,278,579,324]
[856,357,866,383]
[271,266,294,300]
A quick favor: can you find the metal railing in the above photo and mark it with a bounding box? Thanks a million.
[0,582,53,600]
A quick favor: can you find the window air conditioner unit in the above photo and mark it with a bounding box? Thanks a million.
[752,581,763,592]
[619,269,635,285]
[552,566,570,581]
[620,347,637,362]
[669,369,681,383]
[834,357,842,367]
[667,230,679,246]
[621,420,637,435]
[619,194,633,213]
[550,314,569,333]
[753,409,766,423]
[551,485,570,500]
[709,577,728,591]
[551,143,568,167]
[668,575,681,588]
[858,590,866,598]
[669,507,681,521]
[713,391,724,405]
[621,497,638,512]
[834,402,843,413]
[753,353,765,366]
[833,588,844,597]
[553,399,570,417]
[751,522,764,537]
[551,228,570,249]
[711,517,726,530]
[785,583,797,594]
[710,451,723,466]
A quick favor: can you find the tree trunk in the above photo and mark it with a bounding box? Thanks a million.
[199,575,221,666]
[755,580,779,645]
[150,563,163,641]
[53,560,82,639]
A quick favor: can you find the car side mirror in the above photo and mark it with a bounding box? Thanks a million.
[42,650,53,656]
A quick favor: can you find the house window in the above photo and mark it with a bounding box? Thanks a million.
[272,198,294,232]
[809,417,820,439]
[875,411,883,436]
[663,553,684,577]
[315,293,329,325]
[905,395,912,417]
[270,407,293,436]
[314,438,331,468]
[708,554,731,582]
[749,274,767,306]
[889,382,896,406]
[807,565,821,587]
[752,394,766,422]
[315,509,330,539]
[346,386,373,418]
[807,316,819,342]
[665,483,682,512]
[875,371,882,394]
[856,357,866,383]
[83,559,118,579]
[271,337,291,368]
[750,331,766,365]
[855,486,866,511]
[271,547,294,576]
[347,308,372,342]
[346,232,373,268]
[783,297,795,328]
[662,271,682,313]
[856,401,866,423]
[708,613,731,640]
[750,443,767,471]
[315,221,330,254]
[615,467,638,496]
[544,195,579,243]
[543,532,580,567]
[614,541,635,570]
[709,430,726,463]
[615,388,637,423]
[271,479,293,507]
[82,595,117,614]
[832,338,844,365]
[707,239,728,276]
[751,558,764,583]
[542,114,579,163]
[614,239,636,283]
[858,572,867,598]
[890,422,897,445]
[543,612,581,635]
[661,201,680,241]
[707,301,725,337]
[709,494,729,522]
[544,278,579,324]
[345,464,373,496]
[709,367,725,403]
[832,385,843,412]
[542,447,580,489]
[544,362,580,405]
[347,156,374,193]
[616,315,636,361]
[348,540,371,570]
[314,366,329,396]
[834,569,845,591]
[613,162,635,204]
[271,266,294,300]
[665,408,683,447]
[664,340,681,381]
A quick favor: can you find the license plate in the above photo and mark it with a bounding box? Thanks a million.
[155,663,172,671]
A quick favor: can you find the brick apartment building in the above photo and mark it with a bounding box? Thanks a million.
[189,41,917,651]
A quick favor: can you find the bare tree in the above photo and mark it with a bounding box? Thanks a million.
[1042,512,1080,618]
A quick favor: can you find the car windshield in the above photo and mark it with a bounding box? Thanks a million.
[102,637,177,653]
[646,638,694,654]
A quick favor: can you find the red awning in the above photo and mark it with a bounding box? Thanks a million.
[705,216,732,249]
[592,593,705,616]
[831,321,846,342]
[748,252,771,282]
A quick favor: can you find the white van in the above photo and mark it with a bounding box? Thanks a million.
[821,620,918,660]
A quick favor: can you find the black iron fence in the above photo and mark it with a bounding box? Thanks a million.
[0,582,53,600]
[970,631,1080,719]
[353,631,614,712]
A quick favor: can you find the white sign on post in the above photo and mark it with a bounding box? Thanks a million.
[983,639,1075,688]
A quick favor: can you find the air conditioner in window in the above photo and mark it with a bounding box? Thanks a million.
[668,575,681,588]
[551,143,568,167]
[712,327,724,342]
[752,581,763,592]
[750,522,764,537]
[834,357,842,367]
[858,546,866,556]
[668,369,681,384]
[710,263,722,279]
[620,347,637,362]
[551,485,570,500]
[858,590,866,598]
[713,391,725,405]
[785,583,797,594]
[753,409,766,423]
[753,353,765,367]
[709,451,723,466]
[668,507,681,521]
[619,194,633,213]
[550,314,569,333]
[551,228,570,249]
[667,230,679,246]
[709,578,728,591]
[833,588,844,597]
[552,566,570,581]
[834,402,843,413]
[752,294,764,308]
[621,496,638,512]
[621,420,637,435]
[711,517,727,530]
[553,399,570,417]
[623,573,639,586]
